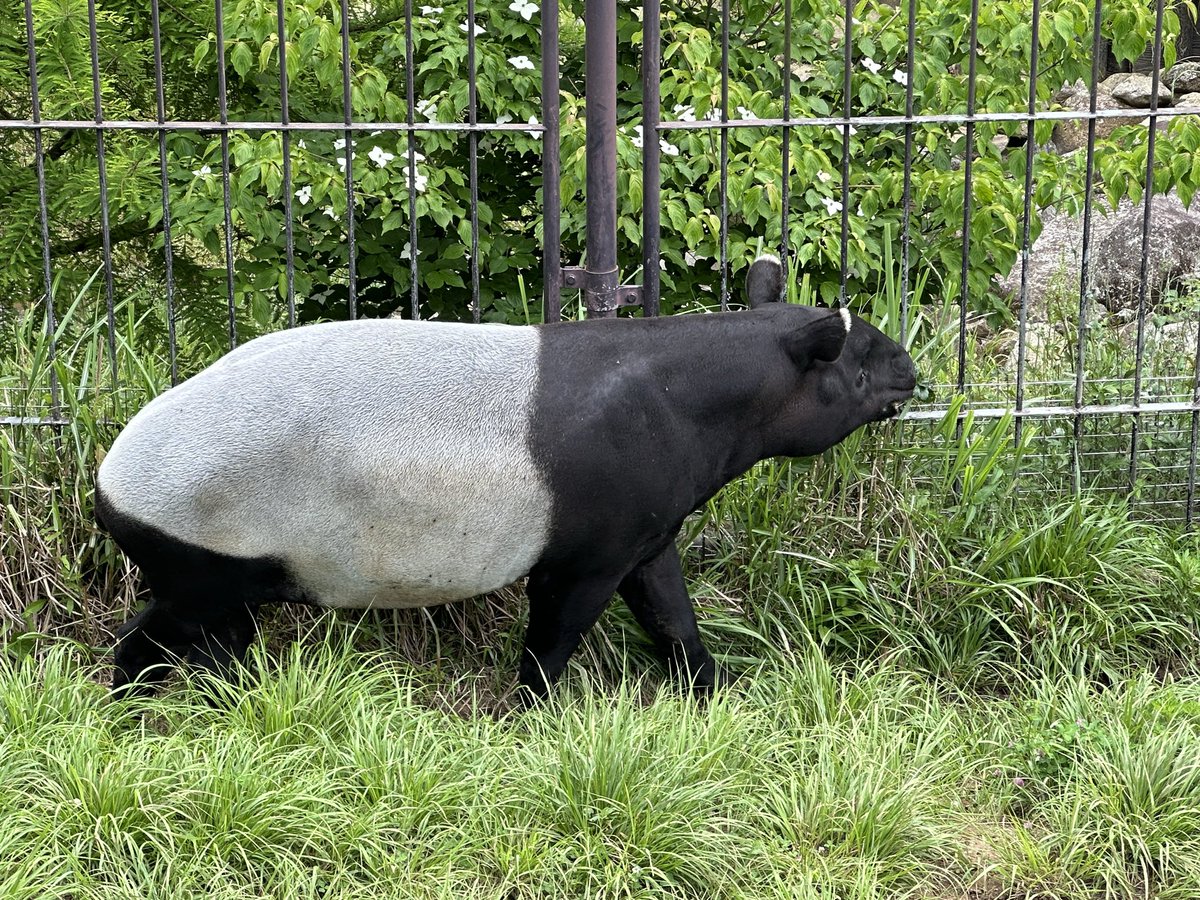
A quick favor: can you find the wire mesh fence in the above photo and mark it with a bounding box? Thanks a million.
[2,0,1200,521]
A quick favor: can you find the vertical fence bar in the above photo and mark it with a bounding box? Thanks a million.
[405,0,419,319]
[338,0,358,319]
[150,0,179,384]
[719,0,730,311]
[956,0,980,399]
[780,0,792,286]
[838,0,852,307]
[467,0,481,324]
[1188,318,1200,526]
[1128,0,1167,495]
[276,0,296,328]
[86,0,118,388]
[900,0,916,345]
[1013,0,1042,447]
[584,0,619,318]
[1073,0,1105,493]
[641,0,661,317]
[214,0,238,349]
[542,0,562,322]
[22,0,58,413]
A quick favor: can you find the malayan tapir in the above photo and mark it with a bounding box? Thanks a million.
[96,254,918,699]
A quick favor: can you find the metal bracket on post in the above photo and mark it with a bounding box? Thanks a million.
[561,266,642,314]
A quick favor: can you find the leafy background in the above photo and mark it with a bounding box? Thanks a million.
[2,0,1198,379]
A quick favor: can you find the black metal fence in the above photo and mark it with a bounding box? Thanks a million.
[3,0,1200,520]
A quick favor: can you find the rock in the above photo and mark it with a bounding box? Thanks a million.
[1091,191,1200,312]
[1177,92,1200,109]
[995,203,1123,321]
[1051,80,1128,153]
[1164,61,1200,95]
[1101,72,1172,108]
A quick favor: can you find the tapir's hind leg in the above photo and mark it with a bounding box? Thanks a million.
[102,502,294,694]
[112,598,190,696]
[618,543,719,693]
[185,602,259,683]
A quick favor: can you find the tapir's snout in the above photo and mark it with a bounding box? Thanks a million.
[882,351,926,419]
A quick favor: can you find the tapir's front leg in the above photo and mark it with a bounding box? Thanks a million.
[618,542,719,694]
[518,567,623,701]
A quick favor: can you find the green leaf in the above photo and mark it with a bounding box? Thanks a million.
[230,42,253,80]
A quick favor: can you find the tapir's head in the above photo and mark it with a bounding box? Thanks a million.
[745,254,920,457]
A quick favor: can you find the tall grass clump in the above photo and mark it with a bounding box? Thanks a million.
[0,641,977,899]
[687,410,1200,686]
[0,280,176,652]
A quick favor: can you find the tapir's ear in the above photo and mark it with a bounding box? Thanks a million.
[783,308,851,368]
[746,253,783,308]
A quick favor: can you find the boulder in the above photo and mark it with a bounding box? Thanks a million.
[995,203,1122,321]
[1177,92,1200,108]
[1051,80,1128,153]
[1164,61,1200,95]
[1101,72,1172,108]
[1091,191,1200,312]
[996,191,1200,321]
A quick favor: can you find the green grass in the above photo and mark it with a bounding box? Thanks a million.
[5,642,1200,899]
[6,280,1200,897]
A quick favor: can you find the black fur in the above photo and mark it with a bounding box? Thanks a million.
[97,486,300,695]
[519,291,915,697]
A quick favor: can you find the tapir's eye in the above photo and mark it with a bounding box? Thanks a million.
[856,369,866,385]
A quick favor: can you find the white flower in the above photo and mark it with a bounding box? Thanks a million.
[736,106,759,120]
[297,139,307,149]
[192,164,212,177]
[496,113,513,125]
[369,129,383,137]
[630,124,644,149]
[459,21,485,35]
[419,5,443,16]
[400,241,422,259]
[322,205,336,217]
[673,104,696,122]
[333,137,357,151]
[368,145,395,168]
[862,57,882,75]
[893,70,909,87]
[856,205,865,217]
[817,170,833,183]
[336,153,355,172]
[508,55,535,70]
[402,166,428,192]
[704,108,722,121]
[294,185,312,204]
[416,99,438,121]
[659,138,680,156]
[526,114,541,138]
[820,197,843,215]
[508,0,538,20]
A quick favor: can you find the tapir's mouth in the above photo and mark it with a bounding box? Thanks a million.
[880,378,931,420]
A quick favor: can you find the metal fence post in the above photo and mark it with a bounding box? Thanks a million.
[582,0,619,318]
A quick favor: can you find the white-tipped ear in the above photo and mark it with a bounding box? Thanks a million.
[839,307,851,333]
